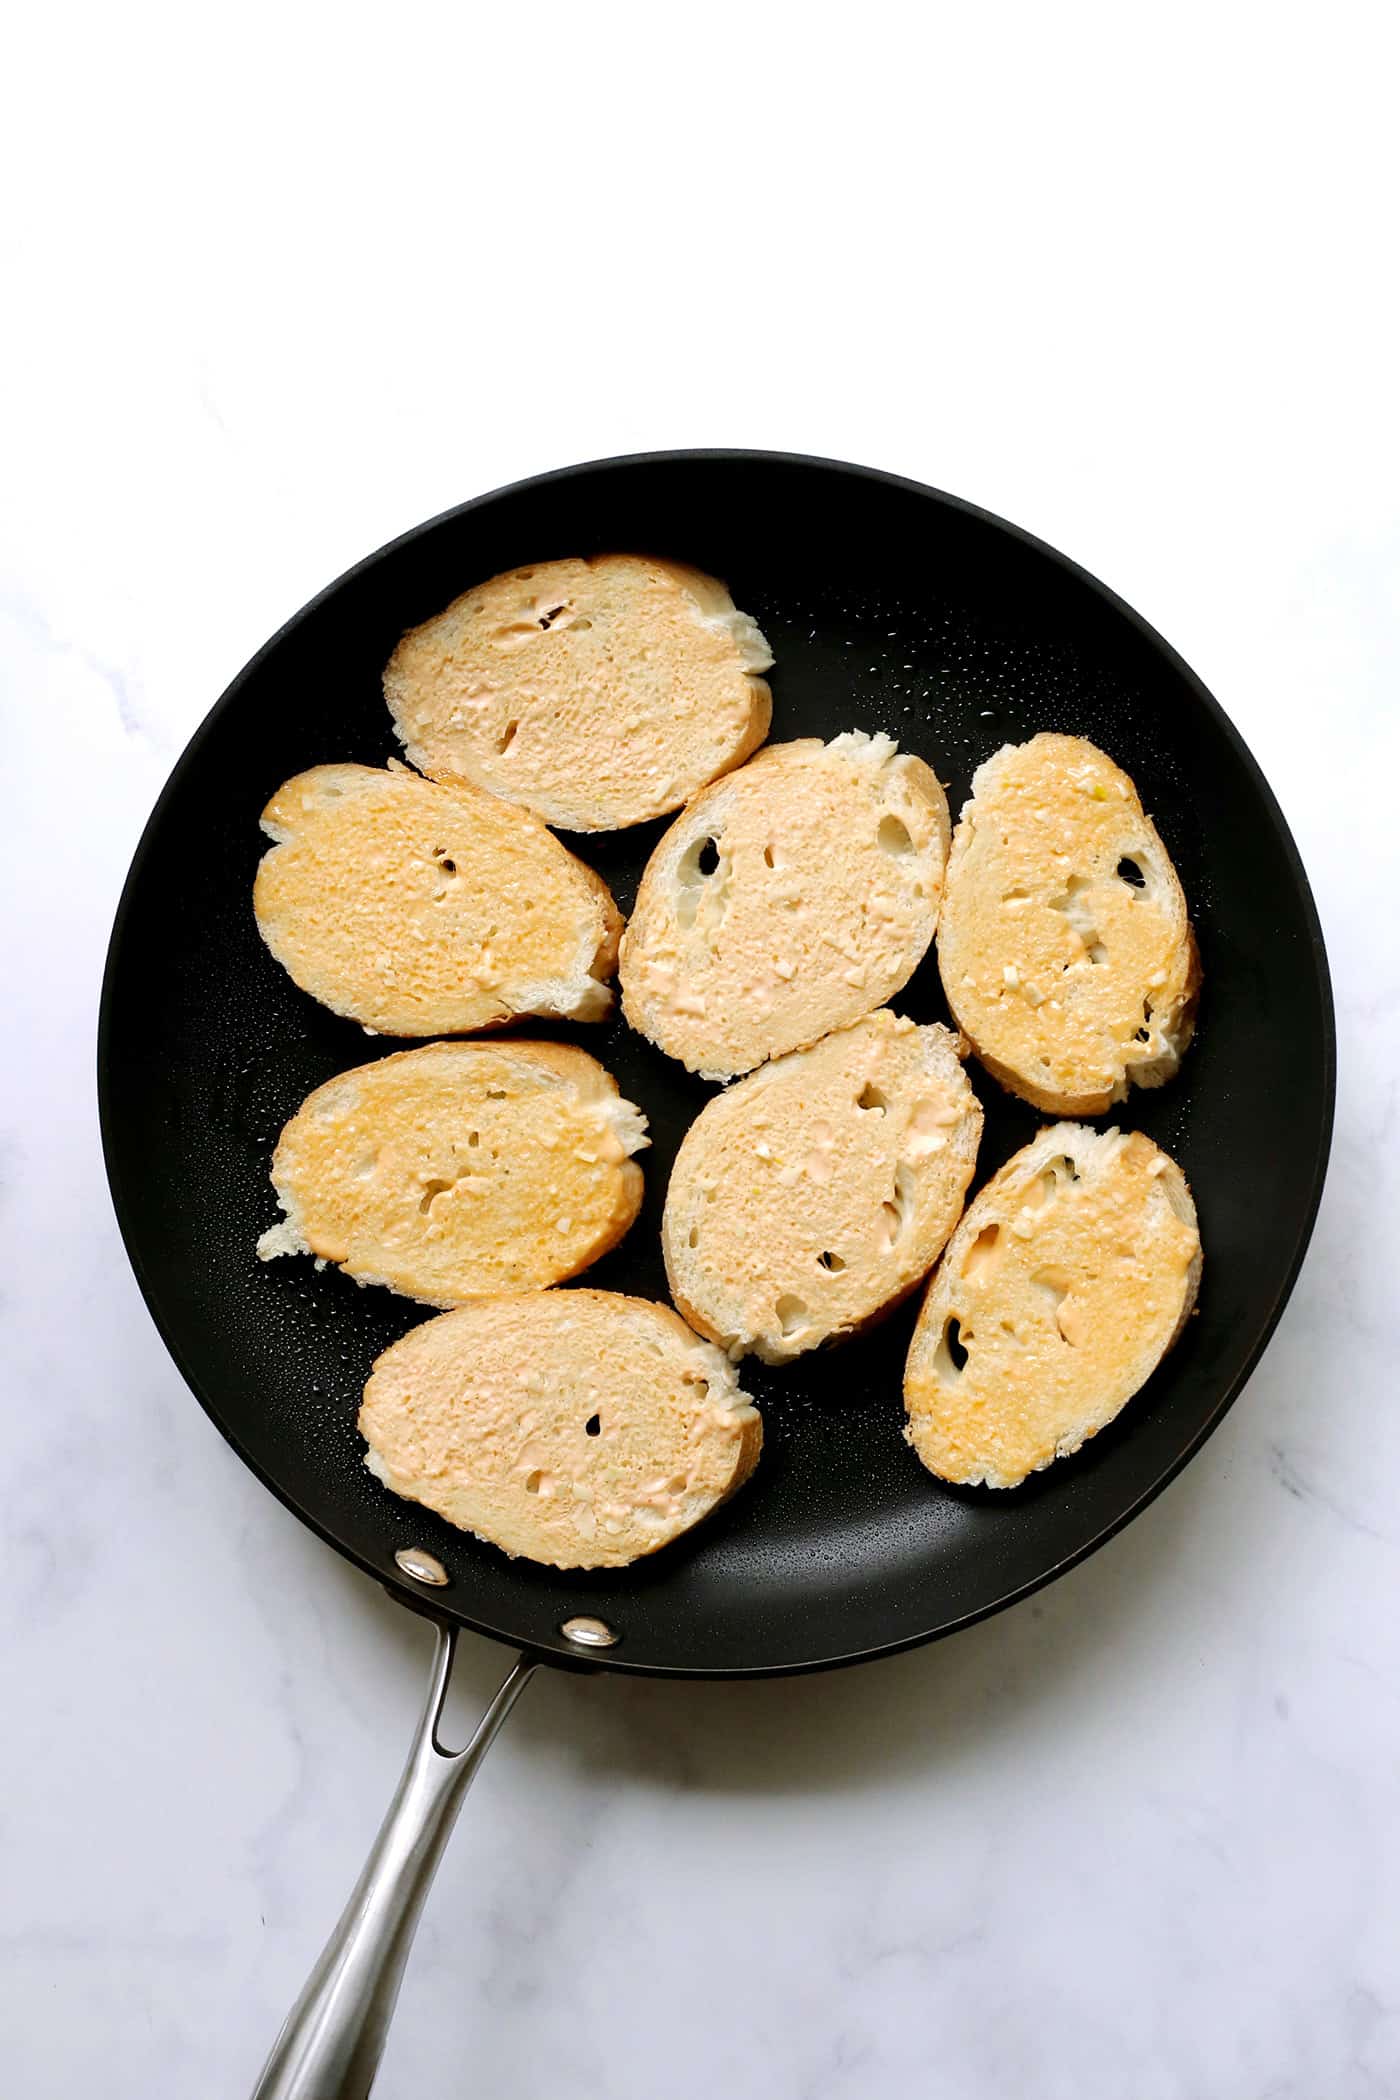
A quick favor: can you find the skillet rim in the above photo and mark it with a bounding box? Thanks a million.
[96,447,1337,1679]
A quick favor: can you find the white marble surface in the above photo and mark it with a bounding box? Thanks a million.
[3,10,1398,2096]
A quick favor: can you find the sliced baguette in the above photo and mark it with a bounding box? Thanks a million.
[359,1291,762,1568]
[383,554,773,832]
[258,1041,648,1306]
[253,762,621,1035]
[936,734,1200,1115]
[904,1123,1201,1489]
[620,732,950,1079]
[664,1011,982,1363]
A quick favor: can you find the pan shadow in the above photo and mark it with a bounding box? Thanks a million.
[312,1440,1207,1803]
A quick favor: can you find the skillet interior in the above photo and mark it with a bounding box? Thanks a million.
[98,452,1334,1675]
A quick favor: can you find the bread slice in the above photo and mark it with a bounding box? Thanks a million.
[904,1123,1201,1489]
[620,733,951,1079]
[257,1041,648,1306]
[936,734,1200,1115]
[359,1290,762,1568]
[383,555,773,832]
[253,762,621,1035]
[664,1011,982,1363]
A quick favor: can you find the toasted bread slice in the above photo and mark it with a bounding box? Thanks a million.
[383,555,773,832]
[664,1012,982,1363]
[258,1041,648,1306]
[936,734,1200,1115]
[620,733,950,1079]
[904,1123,1201,1489]
[253,762,621,1035]
[359,1290,762,1568]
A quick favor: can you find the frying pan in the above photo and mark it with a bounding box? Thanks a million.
[99,451,1334,2097]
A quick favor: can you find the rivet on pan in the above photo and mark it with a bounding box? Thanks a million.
[560,1615,618,1649]
[395,1546,450,1588]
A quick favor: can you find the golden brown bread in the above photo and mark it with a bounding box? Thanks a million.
[258,1041,648,1306]
[936,734,1200,1115]
[253,762,621,1035]
[620,733,951,1079]
[383,554,773,831]
[904,1123,1201,1488]
[359,1291,762,1568]
[663,1011,982,1362]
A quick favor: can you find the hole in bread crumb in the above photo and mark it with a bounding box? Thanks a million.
[1116,856,1146,889]
[584,1414,601,1437]
[881,1164,914,1250]
[775,1294,808,1337]
[418,1178,452,1213]
[763,843,777,868]
[675,835,725,927]
[538,604,569,630]
[676,837,719,885]
[877,814,914,857]
[944,1319,968,1371]
[525,1470,546,1494]
[1032,1269,1078,1344]
[818,1250,845,1272]
[496,720,519,754]
[857,1084,888,1114]
[963,1223,1001,1281]
[1050,874,1105,963]
[687,1226,699,1248]
[468,1131,480,1147]
[1027,1155,1080,1208]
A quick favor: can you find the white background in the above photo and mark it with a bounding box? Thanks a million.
[3,6,1398,2096]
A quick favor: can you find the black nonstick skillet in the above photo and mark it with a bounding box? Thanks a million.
[99,452,1334,2096]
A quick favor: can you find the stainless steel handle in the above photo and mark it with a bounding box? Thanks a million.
[252,1625,537,2100]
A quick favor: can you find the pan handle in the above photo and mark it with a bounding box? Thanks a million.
[251,1624,537,2100]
